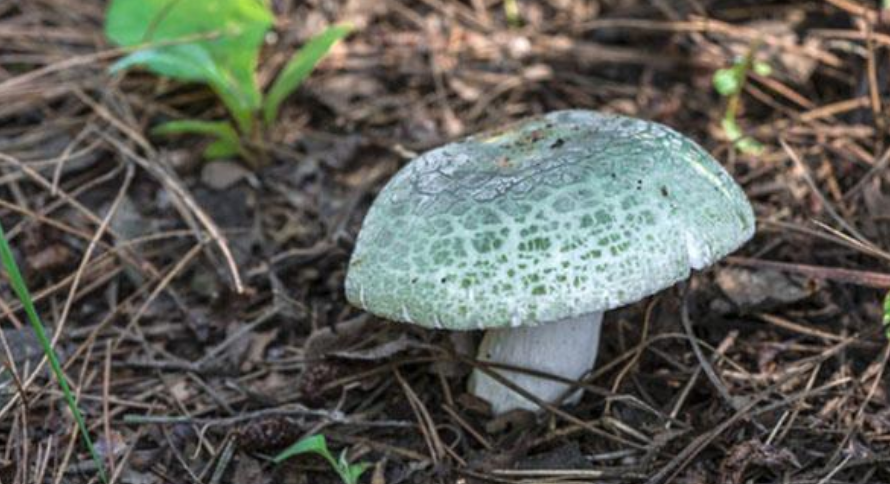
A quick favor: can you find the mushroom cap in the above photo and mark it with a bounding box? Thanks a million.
[345,110,754,330]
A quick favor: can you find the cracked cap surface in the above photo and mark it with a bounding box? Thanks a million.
[345,110,755,330]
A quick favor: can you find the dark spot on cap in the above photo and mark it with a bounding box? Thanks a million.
[550,138,565,149]
[661,186,670,197]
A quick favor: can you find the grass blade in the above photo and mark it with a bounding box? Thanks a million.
[262,23,352,126]
[0,221,108,483]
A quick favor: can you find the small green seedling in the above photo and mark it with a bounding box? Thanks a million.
[0,223,107,483]
[105,0,352,166]
[713,44,771,155]
[504,0,522,28]
[274,434,370,484]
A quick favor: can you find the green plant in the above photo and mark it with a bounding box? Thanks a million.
[883,292,890,339]
[504,0,521,27]
[105,0,352,166]
[274,434,370,484]
[0,222,107,483]
[712,44,771,155]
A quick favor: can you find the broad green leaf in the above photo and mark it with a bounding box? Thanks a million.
[153,119,239,140]
[274,434,370,484]
[263,23,352,126]
[274,434,335,465]
[712,67,741,96]
[110,43,217,82]
[105,0,274,131]
[341,461,371,484]
[111,44,253,130]
[204,139,241,159]
[153,120,243,160]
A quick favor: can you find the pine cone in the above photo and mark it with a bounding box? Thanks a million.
[235,417,302,452]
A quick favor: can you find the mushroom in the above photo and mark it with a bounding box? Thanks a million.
[345,110,754,414]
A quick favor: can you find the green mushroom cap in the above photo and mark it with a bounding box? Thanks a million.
[345,110,754,330]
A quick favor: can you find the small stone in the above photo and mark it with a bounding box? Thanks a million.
[201,160,252,191]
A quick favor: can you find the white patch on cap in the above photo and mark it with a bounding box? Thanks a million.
[684,230,712,270]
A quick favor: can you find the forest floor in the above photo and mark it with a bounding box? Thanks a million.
[1,0,890,483]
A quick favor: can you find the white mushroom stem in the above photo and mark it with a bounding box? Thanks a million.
[468,312,603,414]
